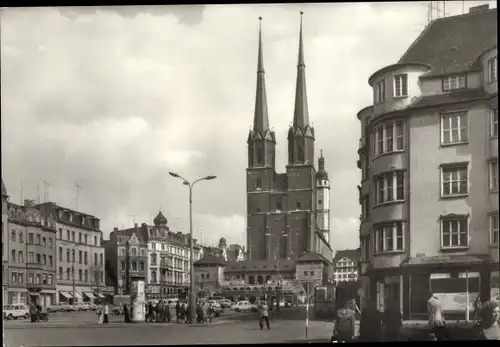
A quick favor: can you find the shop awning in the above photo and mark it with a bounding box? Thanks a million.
[72,292,82,299]
[97,293,106,299]
[83,292,97,299]
[59,292,73,299]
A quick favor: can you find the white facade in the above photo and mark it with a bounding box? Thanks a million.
[333,257,358,283]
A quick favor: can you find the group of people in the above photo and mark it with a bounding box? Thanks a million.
[332,292,500,342]
[29,304,46,323]
[195,300,216,324]
[95,302,110,324]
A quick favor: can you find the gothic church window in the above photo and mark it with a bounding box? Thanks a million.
[298,146,304,163]
[257,148,263,165]
[256,178,262,190]
[249,147,254,166]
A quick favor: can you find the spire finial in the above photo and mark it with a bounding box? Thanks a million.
[320,149,323,158]
[252,15,269,134]
[298,11,305,67]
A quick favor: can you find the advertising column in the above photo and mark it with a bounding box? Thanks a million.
[131,280,146,322]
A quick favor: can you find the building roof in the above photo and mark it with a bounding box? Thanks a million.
[398,7,497,78]
[333,249,360,264]
[224,259,296,273]
[410,88,490,108]
[153,211,168,226]
[194,254,226,266]
[1,179,7,197]
[297,251,329,263]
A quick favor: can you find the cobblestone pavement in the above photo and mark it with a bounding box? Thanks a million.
[4,318,333,346]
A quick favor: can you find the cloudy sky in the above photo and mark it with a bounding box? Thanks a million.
[1,1,495,251]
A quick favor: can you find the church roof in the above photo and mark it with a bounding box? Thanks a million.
[297,251,329,264]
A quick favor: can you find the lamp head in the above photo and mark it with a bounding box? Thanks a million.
[169,172,179,178]
[204,175,217,180]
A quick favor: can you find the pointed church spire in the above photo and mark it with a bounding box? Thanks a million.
[253,16,269,134]
[318,149,325,171]
[293,12,309,129]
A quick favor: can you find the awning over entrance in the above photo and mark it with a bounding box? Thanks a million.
[97,293,106,299]
[59,292,73,299]
[83,292,97,299]
[73,292,82,299]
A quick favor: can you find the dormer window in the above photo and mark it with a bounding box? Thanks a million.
[374,79,386,104]
[488,56,497,83]
[443,74,466,91]
[393,74,408,97]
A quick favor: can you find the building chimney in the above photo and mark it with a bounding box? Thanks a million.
[469,4,489,14]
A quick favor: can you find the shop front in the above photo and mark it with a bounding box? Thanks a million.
[57,285,93,304]
[7,288,27,305]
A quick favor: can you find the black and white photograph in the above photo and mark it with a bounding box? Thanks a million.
[1,1,498,345]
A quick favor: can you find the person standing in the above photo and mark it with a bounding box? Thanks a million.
[176,301,181,323]
[258,301,270,330]
[474,296,483,323]
[103,302,109,324]
[123,303,130,323]
[477,300,500,340]
[333,302,356,342]
[382,299,403,341]
[427,292,446,340]
[96,306,103,324]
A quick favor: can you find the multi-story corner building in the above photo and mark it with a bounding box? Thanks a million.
[1,181,58,305]
[332,249,359,283]
[246,16,332,266]
[146,211,201,300]
[356,4,498,319]
[105,225,148,295]
[37,202,105,303]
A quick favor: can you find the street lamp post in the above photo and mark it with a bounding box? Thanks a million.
[264,231,287,313]
[169,171,216,324]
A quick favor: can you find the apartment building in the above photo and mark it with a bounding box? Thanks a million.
[147,211,201,300]
[105,225,148,295]
[37,202,105,303]
[332,249,359,283]
[1,181,57,306]
[356,5,498,319]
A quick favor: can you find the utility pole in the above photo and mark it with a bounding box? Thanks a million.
[72,245,76,305]
[37,182,41,204]
[75,183,82,211]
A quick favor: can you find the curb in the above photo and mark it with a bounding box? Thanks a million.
[5,320,234,330]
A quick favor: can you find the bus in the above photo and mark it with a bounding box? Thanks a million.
[313,283,337,319]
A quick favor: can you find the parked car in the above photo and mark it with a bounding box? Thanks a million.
[75,303,91,311]
[219,299,233,309]
[232,301,257,313]
[3,304,30,320]
[47,303,71,313]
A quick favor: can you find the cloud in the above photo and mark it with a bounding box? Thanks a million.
[1,2,495,252]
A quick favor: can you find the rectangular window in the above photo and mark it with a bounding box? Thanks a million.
[393,74,408,97]
[361,196,370,220]
[78,250,82,264]
[28,233,33,244]
[36,253,41,264]
[374,120,404,156]
[28,252,34,264]
[441,111,468,144]
[79,233,82,243]
[490,160,499,191]
[94,253,98,265]
[375,79,386,104]
[18,273,24,283]
[48,275,52,285]
[59,267,63,280]
[58,228,62,240]
[441,164,468,197]
[441,216,468,249]
[72,249,75,263]
[374,222,404,253]
[491,213,499,245]
[443,74,466,91]
[94,236,98,246]
[491,108,498,138]
[276,201,282,211]
[19,232,23,244]
[66,249,70,262]
[28,273,34,284]
[84,234,88,245]
[66,268,70,280]
[42,254,46,265]
[71,231,75,242]
[132,262,137,271]
[78,269,82,281]
[374,171,405,205]
[121,261,125,270]
[361,155,368,181]
[66,230,70,240]
[47,238,52,249]
[84,252,88,265]
[488,56,497,83]
[49,256,53,267]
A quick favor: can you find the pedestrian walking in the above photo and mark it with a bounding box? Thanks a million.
[258,301,270,330]
[333,302,356,343]
[427,292,446,341]
[123,303,130,323]
[96,306,103,324]
[103,302,109,324]
[29,304,38,323]
[176,301,181,323]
